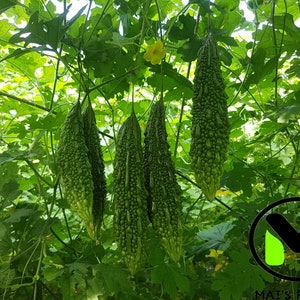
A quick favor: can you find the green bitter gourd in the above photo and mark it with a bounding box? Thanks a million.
[82,103,106,240]
[113,110,149,275]
[190,33,230,201]
[144,98,182,262]
[56,102,94,239]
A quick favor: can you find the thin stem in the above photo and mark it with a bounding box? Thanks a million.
[271,0,278,106]
[283,128,300,197]
[175,170,232,211]
[131,83,135,112]
[229,10,260,107]
[0,92,56,114]
[33,241,44,300]
[24,159,52,187]
[50,227,78,256]
[173,4,200,158]
[154,0,163,41]
[207,0,211,33]
[87,66,140,93]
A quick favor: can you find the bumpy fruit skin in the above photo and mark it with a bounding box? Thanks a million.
[190,33,230,201]
[82,104,106,240]
[113,110,149,275]
[144,99,182,262]
[56,102,94,238]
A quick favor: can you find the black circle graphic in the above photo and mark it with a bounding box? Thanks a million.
[249,197,300,281]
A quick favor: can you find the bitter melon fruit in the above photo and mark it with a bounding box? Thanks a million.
[144,98,182,262]
[56,101,94,239]
[82,103,106,240]
[190,33,230,201]
[113,110,149,275]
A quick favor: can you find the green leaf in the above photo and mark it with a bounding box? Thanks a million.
[43,266,64,282]
[0,161,19,194]
[94,264,133,295]
[0,223,7,240]
[147,62,193,92]
[261,56,277,78]
[60,272,72,300]
[0,0,17,13]
[274,13,300,41]
[2,180,21,202]
[217,35,238,47]
[222,162,256,197]
[9,9,80,50]
[147,236,165,265]
[172,268,190,295]
[151,264,190,299]
[269,94,300,124]
[151,265,177,299]
[59,263,90,299]
[177,38,203,62]
[286,58,300,77]
[212,247,273,299]
[218,46,233,66]
[169,13,196,40]
[246,46,266,84]
[0,46,49,62]
[195,221,234,252]
[0,153,14,164]
[4,208,35,223]
[189,0,212,15]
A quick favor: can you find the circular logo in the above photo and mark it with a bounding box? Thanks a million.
[249,197,300,281]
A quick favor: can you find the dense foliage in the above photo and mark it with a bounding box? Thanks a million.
[0,0,300,299]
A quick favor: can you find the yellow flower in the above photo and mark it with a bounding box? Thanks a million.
[206,249,224,258]
[214,263,223,272]
[143,40,166,65]
[206,249,228,272]
[215,188,232,196]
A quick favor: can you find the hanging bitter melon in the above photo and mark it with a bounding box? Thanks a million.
[144,99,182,262]
[56,102,94,239]
[82,103,106,240]
[113,110,149,275]
[190,33,230,201]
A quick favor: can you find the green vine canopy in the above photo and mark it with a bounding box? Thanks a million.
[1,0,300,299]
